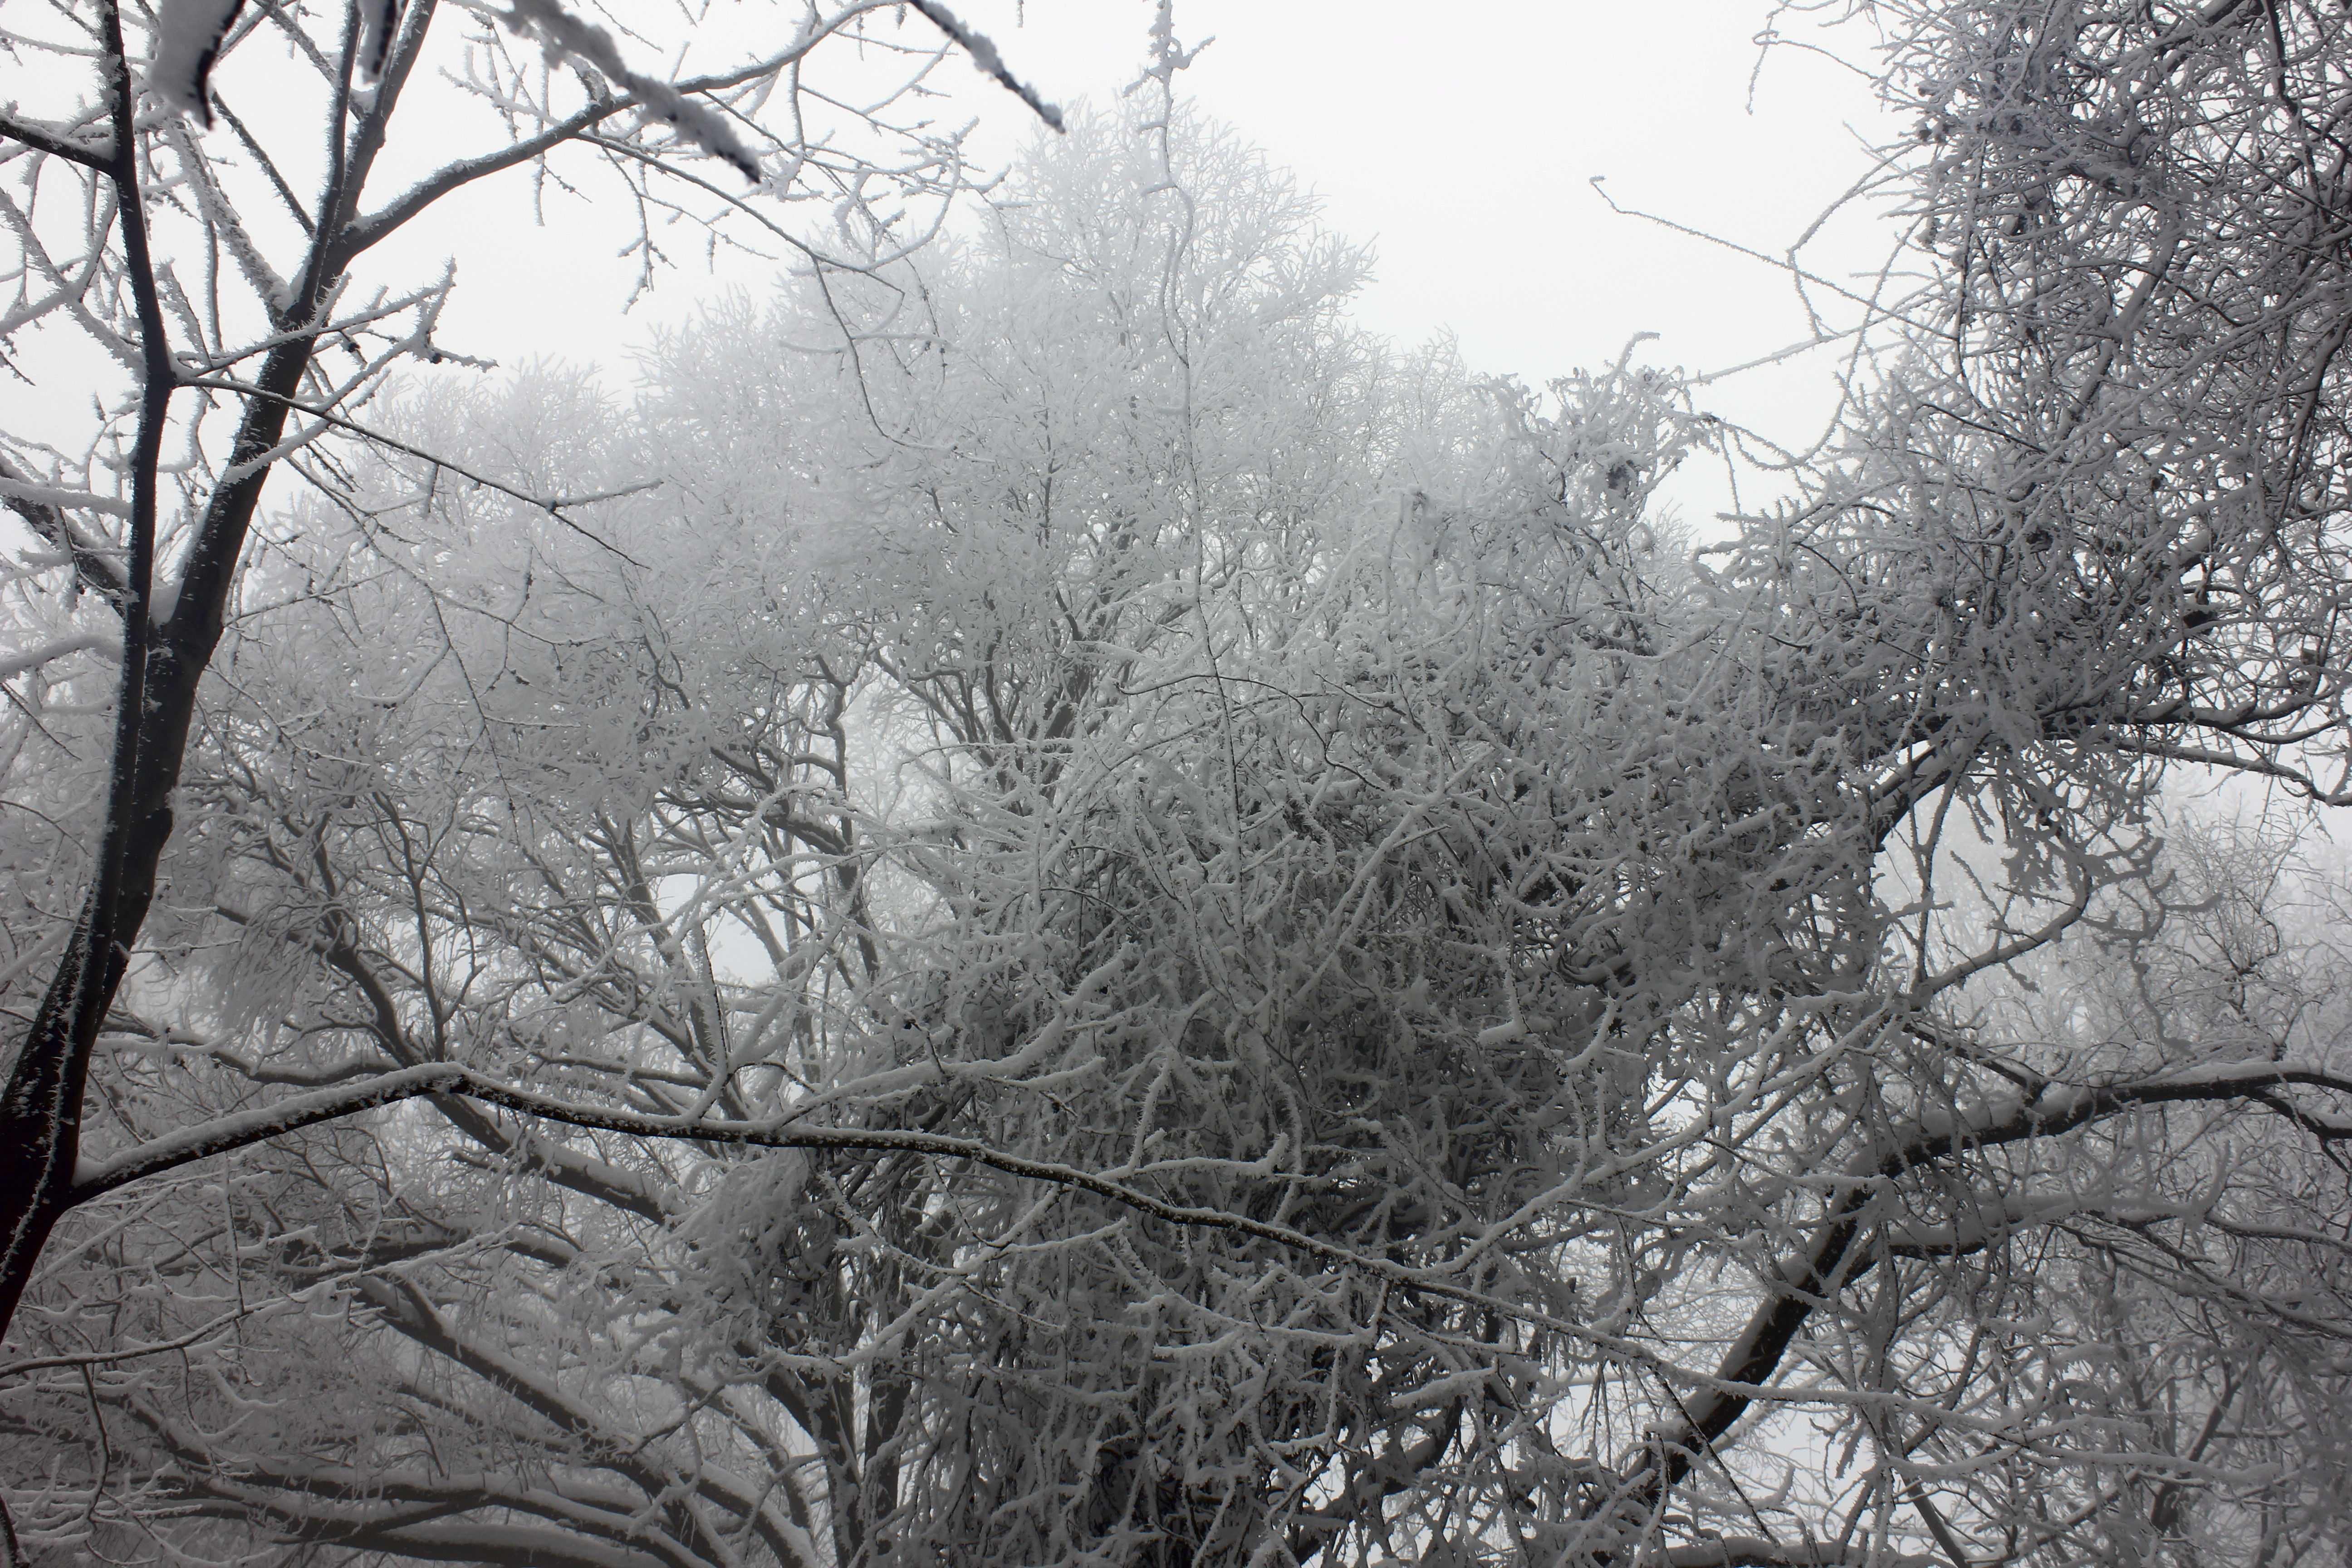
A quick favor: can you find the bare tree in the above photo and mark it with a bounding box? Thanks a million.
[0,0,1056,1379]
[9,2,2352,1566]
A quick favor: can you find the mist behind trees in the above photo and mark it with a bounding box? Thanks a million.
[5,4,2352,1565]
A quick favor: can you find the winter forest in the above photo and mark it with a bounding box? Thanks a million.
[4,1,2352,1564]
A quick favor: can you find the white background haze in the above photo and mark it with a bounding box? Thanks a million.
[232,0,1907,532]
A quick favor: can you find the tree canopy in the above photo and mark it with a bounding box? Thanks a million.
[6,3,2352,1567]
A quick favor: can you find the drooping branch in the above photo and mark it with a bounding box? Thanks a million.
[1640,1055,2352,1496]
[1661,1542,1938,1568]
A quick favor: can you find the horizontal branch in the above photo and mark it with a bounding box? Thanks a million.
[68,1063,1409,1283]
[320,1522,665,1568]
[0,1303,251,1379]
[0,632,121,684]
[1884,1058,2352,1172]
[0,475,129,518]
[61,1061,1645,1371]
[0,111,111,169]
[1662,1541,1937,1568]
[71,1063,470,1197]
[66,1049,2352,1446]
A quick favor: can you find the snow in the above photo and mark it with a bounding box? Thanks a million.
[492,0,764,182]
[147,0,243,125]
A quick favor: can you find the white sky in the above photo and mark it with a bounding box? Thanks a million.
[1,2,1909,533]
[964,1,1909,406]
[378,0,1909,529]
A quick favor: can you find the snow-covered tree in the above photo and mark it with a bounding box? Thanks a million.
[1805,0,2352,807]
[0,0,1058,1420]
[8,5,2352,1567]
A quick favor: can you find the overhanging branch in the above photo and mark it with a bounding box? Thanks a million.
[1647,1056,2352,1489]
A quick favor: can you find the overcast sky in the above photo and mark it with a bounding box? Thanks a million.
[368,0,1907,527]
[0,2,1909,535]
[964,2,1905,393]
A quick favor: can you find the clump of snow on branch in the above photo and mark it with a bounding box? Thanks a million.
[909,0,1064,131]
[147,0,244,125]
[489,0,764,180]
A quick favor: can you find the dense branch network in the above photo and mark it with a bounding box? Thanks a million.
[4,2,2352,1567]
